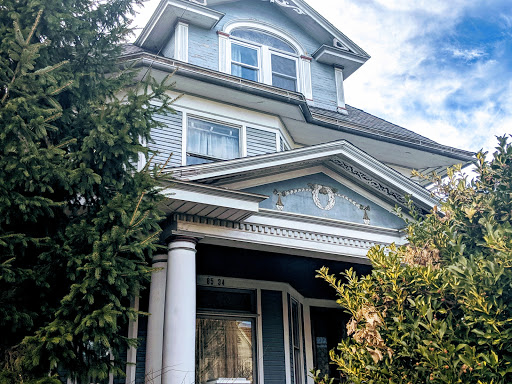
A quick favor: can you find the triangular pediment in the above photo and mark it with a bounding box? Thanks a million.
[171,140,438,219]
[241,172,406,229]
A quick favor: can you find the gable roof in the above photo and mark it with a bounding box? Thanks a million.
[310,105,438,146]
[136,0,370,76]
[169,139,439,213]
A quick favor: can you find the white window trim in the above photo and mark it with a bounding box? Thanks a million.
[197,275,321,384]
[219,21,312,98]
[175,105,285,166]
[185,115,243,165]
[174,21,189,62]
[335,67,347,114]
[230,39,263,82]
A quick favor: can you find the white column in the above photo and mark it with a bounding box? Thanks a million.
[125,295,139,384]
[335,67,348,115]
[145,254,169,384]
[174,21,189,62]
[162,237,198,384]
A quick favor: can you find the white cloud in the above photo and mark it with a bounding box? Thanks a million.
[451,48,487,61]
[304,0,511,153]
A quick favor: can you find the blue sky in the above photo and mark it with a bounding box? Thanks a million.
[133,0,512,153]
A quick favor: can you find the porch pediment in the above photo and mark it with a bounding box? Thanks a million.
[171,140,438,216]
[242,172,406,229]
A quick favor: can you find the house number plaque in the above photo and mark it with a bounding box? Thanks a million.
[203,276,225,287]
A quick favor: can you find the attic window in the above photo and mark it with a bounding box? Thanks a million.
[228,28,298,92]
[219,22,313,99]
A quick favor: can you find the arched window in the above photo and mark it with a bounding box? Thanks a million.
[219,22,312,98]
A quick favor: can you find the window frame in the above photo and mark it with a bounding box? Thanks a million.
[269,50,299,92]
[227,28,301,92]
[196,287,259,384]
[185,115,242,165]
[230,39,262,83]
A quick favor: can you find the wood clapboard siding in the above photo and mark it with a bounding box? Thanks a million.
[247,127,277,157]
[149,111,183,168]
[261,290,287,384]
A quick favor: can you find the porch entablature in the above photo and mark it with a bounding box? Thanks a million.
[164,212,406,264]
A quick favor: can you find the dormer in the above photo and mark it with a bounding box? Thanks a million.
[135,0,370,112]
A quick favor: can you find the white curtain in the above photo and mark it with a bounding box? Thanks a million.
[187,119,239,160]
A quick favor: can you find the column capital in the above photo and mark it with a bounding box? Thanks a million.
[167,236,200,251]
[151,253,168,264]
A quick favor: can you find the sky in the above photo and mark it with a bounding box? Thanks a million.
[131,0,512,154]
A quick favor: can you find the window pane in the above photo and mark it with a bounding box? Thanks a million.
[186,155,214,165]
[196,318,254,384]
[187,118,240,163]
[272,74,296,91]
[197,288,256,313]
[232,43,258,67]
[231,64,258,81]
[231,29,296,53]
[271,54,296,77]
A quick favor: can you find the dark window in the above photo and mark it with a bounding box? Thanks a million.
[291,298,302,384]
[310,307,350,382]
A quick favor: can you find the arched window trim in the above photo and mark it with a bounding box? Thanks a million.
[224,20,306,56]
[219,20,313,100]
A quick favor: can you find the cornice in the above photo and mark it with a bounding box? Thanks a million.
[163,179,268,203]
[255,209,406,235]
[171,213,402,260]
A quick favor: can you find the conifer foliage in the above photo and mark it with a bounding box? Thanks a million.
[0,0,175,381]
[316,136,512,384]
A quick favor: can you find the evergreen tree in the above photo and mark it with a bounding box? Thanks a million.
[316,136,512,384]
[0,1,175,381]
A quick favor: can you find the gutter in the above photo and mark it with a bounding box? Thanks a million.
[120,51,475,162]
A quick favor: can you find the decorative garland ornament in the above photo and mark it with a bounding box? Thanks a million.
[263,0,306,14]
[273,183,371,225]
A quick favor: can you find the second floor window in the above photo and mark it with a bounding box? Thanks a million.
[187,118,240,165]
[230,28,298,92]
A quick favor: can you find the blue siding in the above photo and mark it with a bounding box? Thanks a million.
[261,290,286,384]
[184,0,338,111]
[247,127,277,157]
[162,32,175,58]
[149,111,183,168]
[188,24,220,70]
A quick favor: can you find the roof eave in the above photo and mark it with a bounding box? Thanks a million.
[119,51,475,163]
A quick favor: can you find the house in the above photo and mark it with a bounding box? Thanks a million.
[119,1,474,384]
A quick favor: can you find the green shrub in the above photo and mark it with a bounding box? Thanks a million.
[317,136,512,384]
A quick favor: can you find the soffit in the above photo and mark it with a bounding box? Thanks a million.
[160,180,268,221]
[136,0,225,52]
